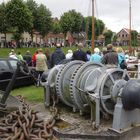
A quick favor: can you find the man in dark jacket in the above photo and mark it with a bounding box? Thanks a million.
[50,44,65,68]
[72,43,88,62]
[23,50,32,66]
[101,44,118,67]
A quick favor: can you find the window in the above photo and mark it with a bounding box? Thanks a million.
[0,61,9,70]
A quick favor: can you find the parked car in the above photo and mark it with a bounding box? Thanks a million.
[0,58,34,91]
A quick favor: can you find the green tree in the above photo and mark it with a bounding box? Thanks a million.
[104,30,113,45]
[0,3,11,44]
[52,22,62,34]
[83,16,105,40]
[35,4,52,37]
[60,10,84,35]
[131,30,138,46]
[6,0,33,33]
[6,0,33,46]
[112,34,117,42]
[84,16,92,40]
[26,0,38,40]
[95,18,105,38]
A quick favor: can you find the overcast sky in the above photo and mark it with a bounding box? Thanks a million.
[1,0,140,33]
[34,0,140,33]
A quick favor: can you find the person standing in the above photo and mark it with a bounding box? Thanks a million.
[72,43,88,62]
[50,44,65,68]
[90,48,102,63]
[23,50,32,66]
[9,49,18,59]
[45,48,51,69]
[86,50,91,61]
[66,49,73,59]
[117,47,127,69]
[36,48,48,85]
[101,47,107,57]
[101,44,118,67]
[16,52,23,61]
[32,50,38,67]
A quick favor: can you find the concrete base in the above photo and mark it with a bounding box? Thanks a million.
[31,103,140,140]
[0,94,22,116]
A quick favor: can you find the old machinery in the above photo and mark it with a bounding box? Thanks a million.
[42,60,140,132]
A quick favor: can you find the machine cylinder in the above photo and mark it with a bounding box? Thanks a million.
[122,79,140,110]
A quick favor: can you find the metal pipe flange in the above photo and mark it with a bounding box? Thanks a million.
[69,62,104,111]
[55,60,84,108]
[98,68,130,115]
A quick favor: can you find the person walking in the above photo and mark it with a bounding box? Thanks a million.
[72,43,88,62]
[50,44,65,68]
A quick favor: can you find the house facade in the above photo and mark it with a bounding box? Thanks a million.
[116,28,130,46]
[0,32,43,48]
[45,32,65,47]
[44,31,86,47]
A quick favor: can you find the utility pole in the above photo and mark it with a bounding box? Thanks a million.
[129,0,132,53]
[91,0,95,52]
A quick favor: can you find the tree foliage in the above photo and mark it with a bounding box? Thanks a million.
[60,10,84,34]
[34,4,52,37]
[26,0,38,27]
[95,19,105,38]
[0,3,11,43]
[83,16,105,40]
[6,0,33,34]
[131,30,138,46]
[52,22,62,34]
[26,0,38,39]
[104,30,113,45]
[0,3,9,34]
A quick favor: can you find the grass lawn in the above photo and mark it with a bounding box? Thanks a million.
[11,85,44,103]
[0,45,96,58]
[0,45,130,58]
